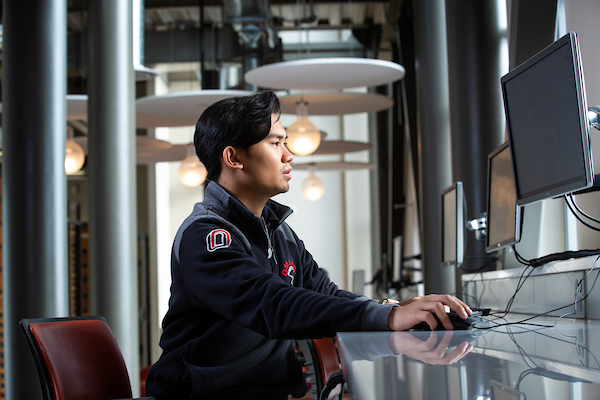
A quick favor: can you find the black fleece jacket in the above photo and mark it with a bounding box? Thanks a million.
[146,182,393,400]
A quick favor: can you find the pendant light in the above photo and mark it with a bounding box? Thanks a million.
[65,126,85,175]
[286,100,321,155]
[178,144,207,187]
[301,165,325,201]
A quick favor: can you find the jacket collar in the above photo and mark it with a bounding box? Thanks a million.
[204,181,293,232]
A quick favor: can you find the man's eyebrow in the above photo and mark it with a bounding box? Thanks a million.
[267,132,288,140]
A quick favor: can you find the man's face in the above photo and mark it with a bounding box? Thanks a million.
[240,114,294,198]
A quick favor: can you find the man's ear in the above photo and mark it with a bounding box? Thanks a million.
[222,146,244,170]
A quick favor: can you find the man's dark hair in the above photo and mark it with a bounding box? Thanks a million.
[194,90,281,182]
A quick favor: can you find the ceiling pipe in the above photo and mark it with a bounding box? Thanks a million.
[133,0,160,81]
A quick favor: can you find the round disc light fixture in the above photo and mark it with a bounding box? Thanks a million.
[245,58,405,90]
[136,90,253,128]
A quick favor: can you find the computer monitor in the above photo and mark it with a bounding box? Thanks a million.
[485,142,522,253]
[501,31,594,206]
[441,182,465,267]
[351,270,365,296]
[392,236,403,283]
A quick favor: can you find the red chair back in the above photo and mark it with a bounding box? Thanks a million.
[312,338,341,385]
[20,316,133,400]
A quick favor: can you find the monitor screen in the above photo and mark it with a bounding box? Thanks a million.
[501,31,593,206]
[351,270,365,296]
[441,182,465,267]
[486,142,522,253]
[392,236,403,283]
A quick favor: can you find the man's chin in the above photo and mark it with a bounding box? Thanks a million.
[273,184,290,197]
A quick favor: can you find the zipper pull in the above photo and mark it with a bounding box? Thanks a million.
[261,217,274,260]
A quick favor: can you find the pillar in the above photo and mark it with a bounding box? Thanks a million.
[2,1,69,398]
[413,0,455,294]
[446,0,507,290]
[87,0,140,392]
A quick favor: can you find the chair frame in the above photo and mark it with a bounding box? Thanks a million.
[297,337,345,400]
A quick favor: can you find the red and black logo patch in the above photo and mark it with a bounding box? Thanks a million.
[206,229,232,252]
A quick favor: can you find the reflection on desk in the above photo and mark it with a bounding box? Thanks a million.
[336,316,600,400]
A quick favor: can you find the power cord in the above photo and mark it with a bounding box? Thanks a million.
[511,243,600,268]
[565,193,600,231]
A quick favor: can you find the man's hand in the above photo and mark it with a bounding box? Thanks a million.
[387,294,472,331]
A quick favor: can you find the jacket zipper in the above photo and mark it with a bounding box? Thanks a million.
[260,217,278,267]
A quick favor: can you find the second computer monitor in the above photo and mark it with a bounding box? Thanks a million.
[442,182,465,267]
[486,142,522,253]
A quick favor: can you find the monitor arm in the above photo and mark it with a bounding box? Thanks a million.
[589,105,600,130]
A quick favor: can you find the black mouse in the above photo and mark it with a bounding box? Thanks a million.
[410,310,476,331]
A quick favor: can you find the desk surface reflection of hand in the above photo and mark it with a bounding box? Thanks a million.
[388,331,473,366]
[337,317,600,400]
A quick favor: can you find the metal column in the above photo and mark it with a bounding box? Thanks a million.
[445,0,507,290]
[87,0,140,393]
[2,1,69,398]
[413,0,455,294]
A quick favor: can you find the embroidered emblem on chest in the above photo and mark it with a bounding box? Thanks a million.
[281,259,297,285]
[206,229,232,252]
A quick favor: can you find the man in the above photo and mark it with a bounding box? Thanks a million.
[146,91,472,400]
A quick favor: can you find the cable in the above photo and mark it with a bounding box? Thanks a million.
[554,257,600,325]
[481,255,600,331]
[476,271,487,308]
[461,271,486,309]
[507,326,538,369]
[511,243,600,268]
[565,195,600,232]
[494,265,536,318]
[511,244,530,266]
[566,193,600,224]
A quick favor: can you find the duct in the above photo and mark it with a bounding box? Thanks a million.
[223,0,269,46]
[223,0,267,25]
[144,26,240,66]
[222,0,282,88]
[133,0,160,81]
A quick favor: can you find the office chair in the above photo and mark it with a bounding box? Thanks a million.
[19,316,153,400]
[297,337,345,400]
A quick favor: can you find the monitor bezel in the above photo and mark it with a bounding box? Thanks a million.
[485,141,523,253]
[441,182,465,267]
[501,31,593,206]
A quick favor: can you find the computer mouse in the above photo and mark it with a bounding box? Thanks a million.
[410,309,476,331]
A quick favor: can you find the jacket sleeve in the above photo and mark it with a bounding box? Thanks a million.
[177,220,392,339]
